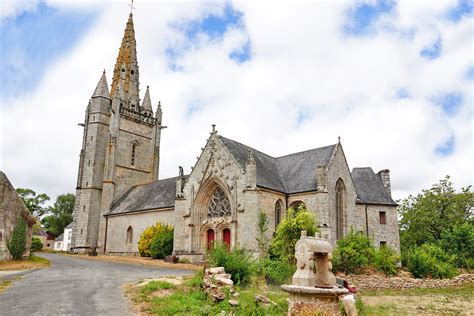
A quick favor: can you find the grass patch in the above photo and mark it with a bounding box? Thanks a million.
[0,276,22,294]
[128,272,288,315]
[29,255,50,264]
[361,282,474,297]
[140,281,176,294]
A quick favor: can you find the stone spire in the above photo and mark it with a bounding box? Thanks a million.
[92,70,110,98]
[110,13,140,108]
[141,86,153,115]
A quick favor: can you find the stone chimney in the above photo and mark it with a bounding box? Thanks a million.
[378,169,391,196]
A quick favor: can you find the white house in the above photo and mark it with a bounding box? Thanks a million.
[54,223,73,252]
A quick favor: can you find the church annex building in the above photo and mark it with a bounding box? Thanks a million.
[71,13,400,262]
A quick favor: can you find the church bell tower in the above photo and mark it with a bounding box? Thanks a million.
[71,13,164,253]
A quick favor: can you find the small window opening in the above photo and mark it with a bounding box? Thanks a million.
[92,115,95,121]
[126,226,133,245]
[88,160,91,166]
[131,143,136,166]
[90,136,93,141]
[80,229,83,235]
[379,211,387,225]
[121,68,125,72]
[131,70,134,75]
[83,205,85,212]
[380,241,387,247]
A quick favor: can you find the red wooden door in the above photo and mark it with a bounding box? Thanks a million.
[223,228,231,250]
[207,229,215,250]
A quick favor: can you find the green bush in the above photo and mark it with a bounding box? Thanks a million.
[407,243,457,279]
[7,218,27,260]
[208,243,255,286]
[30,236,43,252]
[332,230,375,274]
[149,225,174,259]
[258,258,295,285]
[373,245,399,276]
[269,205,318,263]
[439,222,474,269]
[138,222,173,257]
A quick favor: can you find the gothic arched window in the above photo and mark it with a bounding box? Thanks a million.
[126,226,133,245]
[289,200,306,212]
[275,200,283,229]
[335,178,345,240]
[207,187,231,218]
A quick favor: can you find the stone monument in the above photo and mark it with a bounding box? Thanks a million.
[282,230,349,315]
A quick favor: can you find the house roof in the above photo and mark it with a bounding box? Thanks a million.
[219,136,336,193]
[351,167,397,206]
[64,222,74,229]
[107,176,180,216]
[55,234,64,242]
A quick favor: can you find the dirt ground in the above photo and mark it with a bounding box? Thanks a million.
[0,259,48,271]
[361,284,474,315]
[65,253,202,271]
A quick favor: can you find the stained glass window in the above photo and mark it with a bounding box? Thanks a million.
[207,187,231,218]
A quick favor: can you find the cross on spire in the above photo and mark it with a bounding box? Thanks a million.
[128,0,135,13]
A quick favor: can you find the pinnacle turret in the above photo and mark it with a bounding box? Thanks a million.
[141,86,153,114]
[92,70,110,98]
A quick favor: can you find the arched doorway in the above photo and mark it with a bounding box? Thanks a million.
[222,228,231,250]
[207,229,215,250]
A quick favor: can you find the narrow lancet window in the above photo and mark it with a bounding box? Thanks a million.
[131,143,136,166]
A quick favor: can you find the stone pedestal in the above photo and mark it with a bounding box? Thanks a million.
[281,285,348,316]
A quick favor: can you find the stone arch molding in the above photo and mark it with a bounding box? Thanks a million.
[194,177,234,252]
[195,176,234,224]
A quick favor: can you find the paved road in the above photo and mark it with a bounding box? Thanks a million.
[0,253,193,315]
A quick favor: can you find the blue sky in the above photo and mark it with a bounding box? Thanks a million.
[0,2,96,102]
[166,4,250,71]
[0,1,472,200]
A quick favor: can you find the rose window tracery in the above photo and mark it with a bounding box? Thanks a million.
[207,187,231,218]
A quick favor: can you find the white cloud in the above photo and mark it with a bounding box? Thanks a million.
[1,1,472,202]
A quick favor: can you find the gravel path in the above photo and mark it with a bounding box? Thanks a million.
[0,252,193,315]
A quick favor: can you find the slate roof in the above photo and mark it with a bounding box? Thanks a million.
[64,222,74,229]
[219,136,336,193]
[351,167,397,206]
[55,234,64,242]
[107,176,180,216]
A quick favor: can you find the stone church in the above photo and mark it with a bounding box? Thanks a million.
[71,13,400,261]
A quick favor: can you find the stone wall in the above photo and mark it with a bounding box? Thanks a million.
[345,273,474,290]
[105,208,174,254]
[0,171,35,260]
[355,204,400,253]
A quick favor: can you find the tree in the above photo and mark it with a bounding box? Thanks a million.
[7,218,27,260]
[398,176,473,253]
[255,211,269,259]
[16,188,50,217]
[269,205,318,264]
[41,193,75,237]
[31,236,44,252]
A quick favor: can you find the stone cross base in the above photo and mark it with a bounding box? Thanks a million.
[281,285,348,316]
